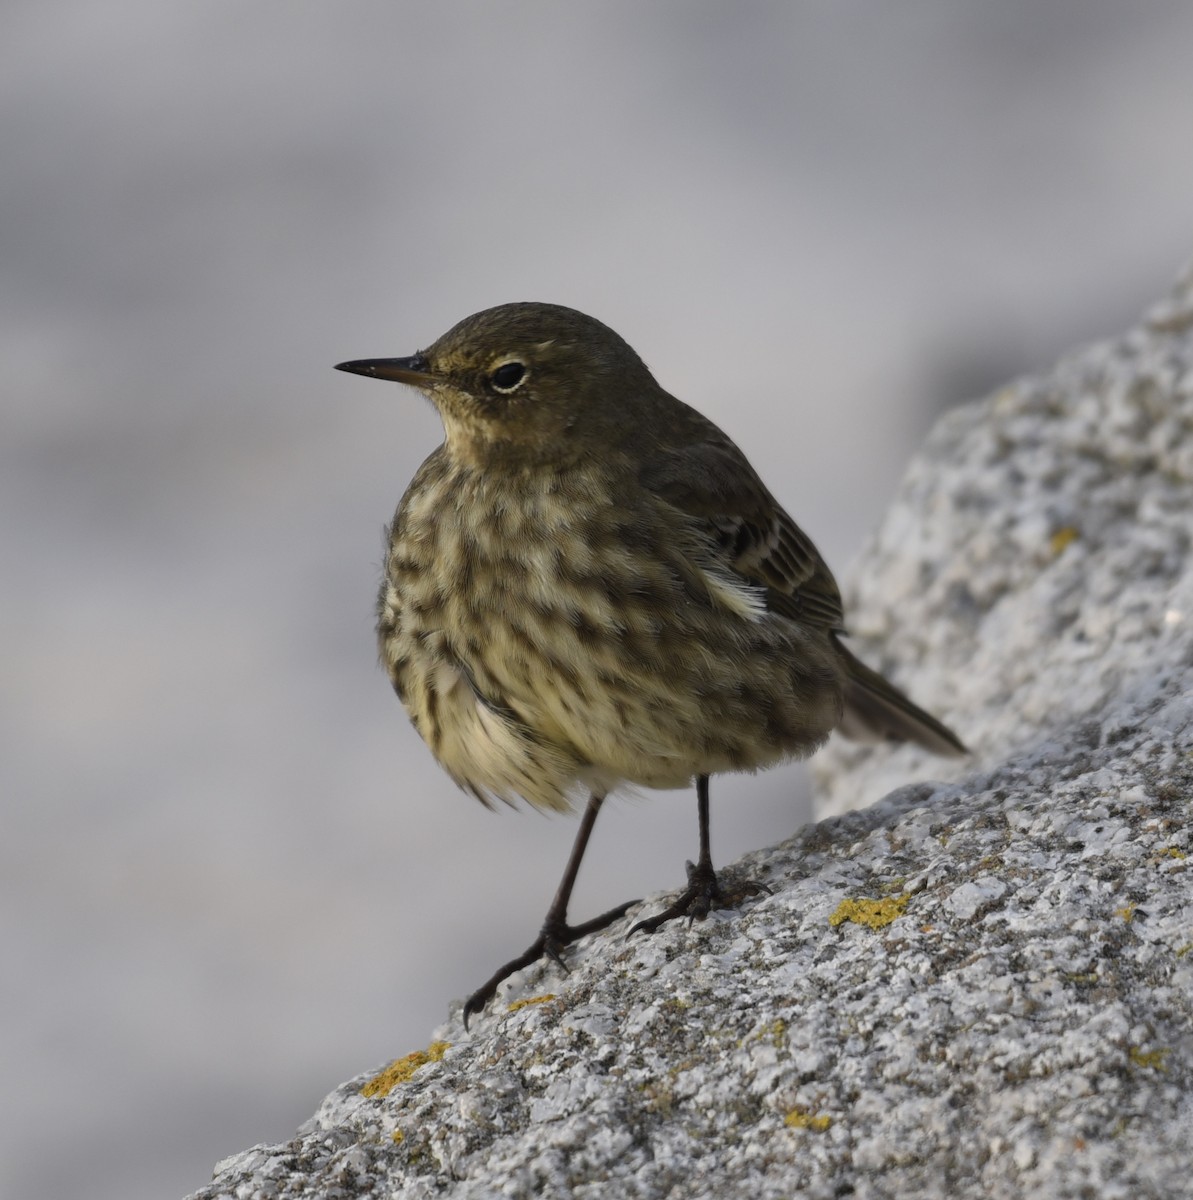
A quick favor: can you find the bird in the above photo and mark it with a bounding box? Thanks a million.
[335,301,965,1025]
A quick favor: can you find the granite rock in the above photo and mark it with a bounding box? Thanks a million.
[190,267,1193,1200]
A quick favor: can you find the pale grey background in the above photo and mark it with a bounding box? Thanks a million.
[4,4,1192,1199]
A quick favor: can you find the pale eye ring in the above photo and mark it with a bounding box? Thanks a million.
[489,361,527,393]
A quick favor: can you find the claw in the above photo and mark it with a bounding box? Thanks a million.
[629,862,769,938]
[462,898,636,1029]
[629,859,723,937]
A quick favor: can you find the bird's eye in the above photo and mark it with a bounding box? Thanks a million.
[489,361,527,392]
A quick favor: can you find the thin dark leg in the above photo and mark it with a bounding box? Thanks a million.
[462,792,637,1028]
[630,774,724,936]
[694,772,713,876]
[543,790,606,931]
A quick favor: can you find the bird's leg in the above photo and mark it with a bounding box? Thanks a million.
[631,775,766,936]
[462,792,637,1028]
[630,774,720,934]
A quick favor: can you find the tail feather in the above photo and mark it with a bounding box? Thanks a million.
[834,637,967,758]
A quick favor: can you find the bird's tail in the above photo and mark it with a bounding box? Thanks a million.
[834,636,967,758]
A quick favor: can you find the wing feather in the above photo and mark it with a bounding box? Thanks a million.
[639,435,845,632]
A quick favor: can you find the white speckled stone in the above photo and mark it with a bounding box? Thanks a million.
[190,265,1193,1200]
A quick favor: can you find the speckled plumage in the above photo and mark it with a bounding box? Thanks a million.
[338,301,964,1018]
[361,303,961,814]
[379,447,843,811]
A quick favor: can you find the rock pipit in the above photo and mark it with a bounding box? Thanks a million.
[336,302,965,1024]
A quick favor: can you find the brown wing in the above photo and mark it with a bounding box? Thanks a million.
[639,436,845,632]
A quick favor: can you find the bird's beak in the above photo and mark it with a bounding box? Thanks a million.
[334,354,434,385]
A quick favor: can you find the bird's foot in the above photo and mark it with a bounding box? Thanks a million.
[629,860,769,936]
[462,898,637,1029]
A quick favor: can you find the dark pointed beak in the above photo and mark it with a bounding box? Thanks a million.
[334,354,433,385]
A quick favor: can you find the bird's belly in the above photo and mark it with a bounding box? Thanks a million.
[380,477,843,806]
[385,584,842,801]
[497,615,844,788]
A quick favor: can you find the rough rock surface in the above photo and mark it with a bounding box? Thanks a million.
[190,269,1193,1200]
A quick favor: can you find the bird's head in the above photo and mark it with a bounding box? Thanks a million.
[336,302,659,466]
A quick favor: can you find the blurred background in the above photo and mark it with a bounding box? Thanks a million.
[4,3,1193,1197]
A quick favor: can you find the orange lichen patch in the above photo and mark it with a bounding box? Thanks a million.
[1128,1047,1168,1071]
[785,1108,833,1131]
[361,1041,450,1098]
[1050,526,1079,555]
[507,993,556,1012]
[829,895,909,930]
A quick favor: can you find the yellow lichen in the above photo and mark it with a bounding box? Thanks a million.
[391,1129,404,1144]
[769,1018,787,1047]
[785,1108,833,1131]
[1114,903,1137,923]
[1050,526,1079,555]
[507,993,556,1012]
[829,895,910,930]
[361,1041,450,1098]
[1128,1047,1168,1071]
[1064,971,1099,986]
[1158,847,1187,860]
[1177,944,1193,959]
